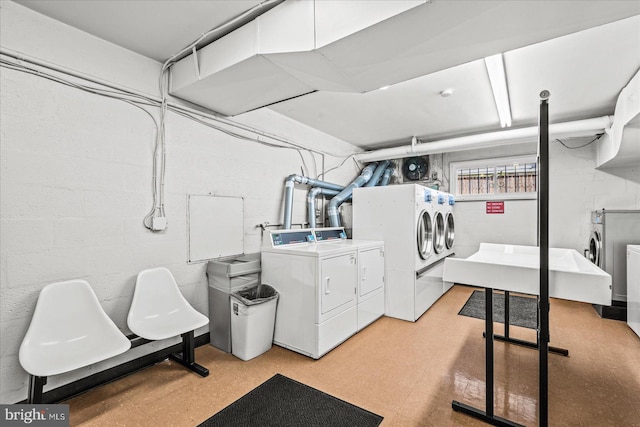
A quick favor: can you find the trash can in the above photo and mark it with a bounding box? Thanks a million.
[230,283,279,361]
[206,253,261,352]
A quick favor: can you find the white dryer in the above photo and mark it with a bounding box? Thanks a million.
[261,228,357,359]
[313,228,385,331]
[353,184,447,322]
[432,189,456,261]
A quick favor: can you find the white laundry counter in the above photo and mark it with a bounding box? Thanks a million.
[443,243,612,305]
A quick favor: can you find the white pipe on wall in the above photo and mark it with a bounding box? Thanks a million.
[355,116,614,162]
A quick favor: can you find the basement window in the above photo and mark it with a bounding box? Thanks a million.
[450,155,538,201]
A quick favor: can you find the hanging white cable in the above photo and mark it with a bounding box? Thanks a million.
[3,54,320,175]
[1,54,351,228]
[0,48,354,159]
[0,56,162,230]
[2,18,359,226]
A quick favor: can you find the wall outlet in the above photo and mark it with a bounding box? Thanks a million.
[151,216,167,231]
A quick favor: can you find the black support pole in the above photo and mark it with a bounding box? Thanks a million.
[504,291,510,339]
[538,90,551,427]
[452,289,524,427]
[485,289,494,418]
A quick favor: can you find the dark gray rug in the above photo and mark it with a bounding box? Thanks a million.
[198,374,383,427]
[458,290,537,329]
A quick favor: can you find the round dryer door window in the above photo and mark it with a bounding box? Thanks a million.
[589,231,601,267]
[433,212,445,254]
[417,210,433,260]
[445,213,455,249]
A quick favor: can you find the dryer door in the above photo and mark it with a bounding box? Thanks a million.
[588,230,602,267]
[445,213,455,249]
[417,210,433,260]
[319,253,357,321]
[433,212,446,254]
[359,247,384,297]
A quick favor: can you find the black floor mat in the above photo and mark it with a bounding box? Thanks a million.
[198,374,383,427]
[458,290,537,329]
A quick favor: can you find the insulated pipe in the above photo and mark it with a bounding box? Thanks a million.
[327,163,378,227]
[365,160,391,187]
[379,167,394,186]
[307,188,351,228]
[354,116,614,162]
[283,175,345,229]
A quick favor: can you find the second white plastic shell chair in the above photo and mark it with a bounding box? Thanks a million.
[127,267,209,377]
[19,279,131,403]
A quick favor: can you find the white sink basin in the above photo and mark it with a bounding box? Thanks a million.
[443,243,612,305]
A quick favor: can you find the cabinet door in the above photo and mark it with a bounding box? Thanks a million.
[320,253,357,316]
[359,247,385,297]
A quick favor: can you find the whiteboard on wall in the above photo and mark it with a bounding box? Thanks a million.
[188,194,244,263]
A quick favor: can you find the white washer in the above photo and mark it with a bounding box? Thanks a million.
[261,228,357,359]
[353,184,447,322]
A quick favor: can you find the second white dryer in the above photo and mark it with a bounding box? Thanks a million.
[353,184,451,322]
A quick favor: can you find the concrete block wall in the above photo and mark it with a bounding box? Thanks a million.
[549,137,640,249]
[0,2,360,403]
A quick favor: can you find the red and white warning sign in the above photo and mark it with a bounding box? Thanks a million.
[486,201,505,214]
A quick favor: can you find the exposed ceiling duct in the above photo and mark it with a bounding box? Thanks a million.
[597,69,640,168]
[169,0,425,116]
[169,0,640,117]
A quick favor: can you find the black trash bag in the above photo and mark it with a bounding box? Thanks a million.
[231,283,278,306]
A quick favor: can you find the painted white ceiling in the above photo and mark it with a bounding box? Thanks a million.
[14,0,273,62]
[14,0,640,150]
[271,14,640,148]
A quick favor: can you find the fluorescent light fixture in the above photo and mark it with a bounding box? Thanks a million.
[379,85,390,90]
[484,54,512,128]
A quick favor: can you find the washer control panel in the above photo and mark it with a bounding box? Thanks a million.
[267,227,346,247]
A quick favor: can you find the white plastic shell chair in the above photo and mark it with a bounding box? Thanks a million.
[19,280,131,403]
[127,267,209,377]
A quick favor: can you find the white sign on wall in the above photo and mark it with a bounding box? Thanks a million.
[188,194,244,263]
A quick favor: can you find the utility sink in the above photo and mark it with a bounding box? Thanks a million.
[443,243,612,305]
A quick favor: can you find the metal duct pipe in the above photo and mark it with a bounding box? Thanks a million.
[307,187,352,228]
[283,174,344,229]
[354,116,614,162]
[380,167,394,186]
[365,160,391,187]
[327,163,378,227]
